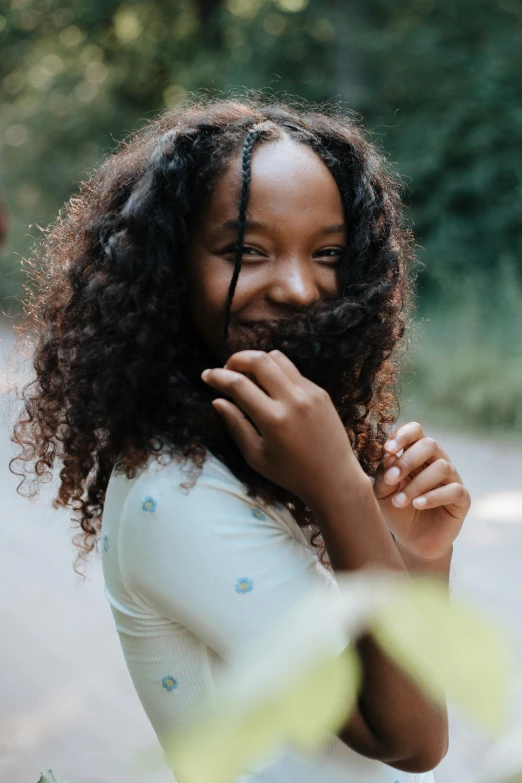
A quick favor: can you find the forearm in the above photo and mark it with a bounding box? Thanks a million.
[309,473,450,771]
[353,544,451,769]
[308,473,407,574]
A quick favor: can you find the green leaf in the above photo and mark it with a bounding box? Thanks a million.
[133,580,361,780]
[369,576,511,733]
[37,772,71,783]
[134,572,513,782]
[161,646,360,783]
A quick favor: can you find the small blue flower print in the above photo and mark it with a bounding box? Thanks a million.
[235,577,253,594]
[274,502,284,511]
[103,535,109,552]
[162,675,178,692]
[142,496,157,513]
[251,507,266,520]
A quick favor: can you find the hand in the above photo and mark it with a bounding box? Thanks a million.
[373,422,471,561]
[201,349,365,509]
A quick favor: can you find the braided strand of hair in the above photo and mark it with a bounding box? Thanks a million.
[223,128,260,341]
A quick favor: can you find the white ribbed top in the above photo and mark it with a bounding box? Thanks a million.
[101,450,435,783]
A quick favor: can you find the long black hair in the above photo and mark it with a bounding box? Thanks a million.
[222,127,260,340]
[9,94,416,574]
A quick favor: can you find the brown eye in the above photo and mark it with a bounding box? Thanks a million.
[225,245,264,259]
[316,248,344,262]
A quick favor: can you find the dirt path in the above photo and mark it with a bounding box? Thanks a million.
[1,324,521,783]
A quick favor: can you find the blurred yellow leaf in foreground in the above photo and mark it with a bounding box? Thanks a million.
[133,573,512,783]
[370,576,511,734]
[165,645,360,783]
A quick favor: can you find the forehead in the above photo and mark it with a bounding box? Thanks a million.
[204,137,344,225]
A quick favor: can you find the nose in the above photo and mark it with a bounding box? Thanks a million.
[266,256,321,309]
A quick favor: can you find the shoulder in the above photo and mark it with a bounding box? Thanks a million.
[115,449,329,606]
[119,448,286,540]
[125,448,250,505]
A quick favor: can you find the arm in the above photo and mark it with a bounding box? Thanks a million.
[308,475,450,772]
[202,349,468,773]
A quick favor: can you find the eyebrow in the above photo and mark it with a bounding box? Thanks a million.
[210,219,268,238]
[210,219,346,239]
[317,223,346,236]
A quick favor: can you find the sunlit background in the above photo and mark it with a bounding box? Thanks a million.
[2,0,522,434]
[0,1,521,782]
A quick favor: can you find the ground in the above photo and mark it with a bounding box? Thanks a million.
[1,322,521,783]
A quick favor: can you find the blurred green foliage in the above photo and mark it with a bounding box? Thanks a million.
[344,0,522,296]
[402,263,522,435]
[0,0,334,294]
[0,0,521,430]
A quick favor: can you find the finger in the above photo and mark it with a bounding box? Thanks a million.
[374,452,400,500]
[212,399,263,460]
[375,452,398,479]
[202,367,274,431]
[265,349,303,383]
[374,452,398,481]
[411,482,471,516]
[382,436,442,486]
[382,452,399,469]
[391,458,462,507]
[224,350,295,398]
[384,421,425,455]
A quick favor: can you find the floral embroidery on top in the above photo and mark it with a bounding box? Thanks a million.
[251,507,266,520]
[162,675,178,692]
[235,577,253,594]
[102,535,109,552]
[142,496,157,513]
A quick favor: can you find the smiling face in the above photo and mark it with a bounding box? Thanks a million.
[184,136,346,362]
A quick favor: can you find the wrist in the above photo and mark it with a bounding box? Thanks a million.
[394,540,453,580]
[306,472,408,575]
[305,470,374,519]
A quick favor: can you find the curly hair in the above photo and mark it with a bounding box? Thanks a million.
[9,92,417,575]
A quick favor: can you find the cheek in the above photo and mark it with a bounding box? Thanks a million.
[314,264,341,297]
[325,268,341,294]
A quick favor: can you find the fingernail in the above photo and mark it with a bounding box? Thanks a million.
[385,439,399,452]
[392,492,407,507]
[413,497,427,508]
[384,466,400,483]
[201,369,211,381]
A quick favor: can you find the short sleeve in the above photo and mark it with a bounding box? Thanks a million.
[119,456,340,662]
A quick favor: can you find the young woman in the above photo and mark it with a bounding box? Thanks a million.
[11,96,471,782]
